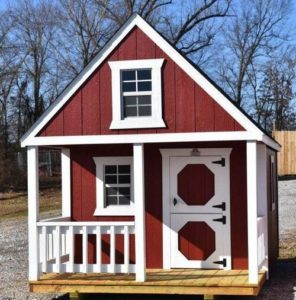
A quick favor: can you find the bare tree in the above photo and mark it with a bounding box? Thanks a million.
[9,0,60,126]
[56,0,109,76]
[218,0,291,107]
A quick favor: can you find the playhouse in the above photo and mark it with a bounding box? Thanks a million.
[21,14,279,298]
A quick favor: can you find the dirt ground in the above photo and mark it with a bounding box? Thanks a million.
[0,181,296,300]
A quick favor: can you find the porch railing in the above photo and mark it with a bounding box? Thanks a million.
[36,217,135,274]
[257,216,268,270]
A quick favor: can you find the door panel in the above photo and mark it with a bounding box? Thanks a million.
[170,156,228,214]
[170,155,231,269]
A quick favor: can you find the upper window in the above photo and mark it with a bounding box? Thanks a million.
[109,59,165,129]
[122,69,152,118]
[93,156,134,216]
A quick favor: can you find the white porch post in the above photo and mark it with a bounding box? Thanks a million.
[27,146,40,281]
[133,143,146,282]
[247,141,259,284]
[61,148,71,217]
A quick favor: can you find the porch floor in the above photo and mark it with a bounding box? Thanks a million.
[30,269,266,296]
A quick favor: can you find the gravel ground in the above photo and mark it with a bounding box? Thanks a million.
[0,180,296,300]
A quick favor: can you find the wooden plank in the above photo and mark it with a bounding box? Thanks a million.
[273,130,296,176]
[30,269,266,297]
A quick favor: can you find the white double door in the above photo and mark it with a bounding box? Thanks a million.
[169,154,231,269]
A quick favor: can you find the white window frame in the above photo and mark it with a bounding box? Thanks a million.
[108,59,165,129]
[93,156,134,216]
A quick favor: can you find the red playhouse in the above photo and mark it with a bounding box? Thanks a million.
[21,14,279,298]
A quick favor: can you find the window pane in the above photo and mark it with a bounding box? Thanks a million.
[105,175,117,184]
[138,95,151,105]
[118,187,130,196]
[118,175,130,184]
[138,81,151,91]
[122,70,135,81]
[119,196,130,205]
[106,196,118,206]
[124,106,137,117]
[122,82,136,92]
[105,165,117,174]
[138,106,152,116]
[124,96,137,106]
[106,187,117,196]
[138,69,151,80]
[118,165,130,173]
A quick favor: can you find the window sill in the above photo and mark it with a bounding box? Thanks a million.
[94,207,135,216]
[110,118,166,129]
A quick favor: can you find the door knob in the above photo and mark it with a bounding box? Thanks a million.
[173,198,178,206]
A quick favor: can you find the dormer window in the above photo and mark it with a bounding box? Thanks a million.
[109,59,165,129]
[122,69,152,118]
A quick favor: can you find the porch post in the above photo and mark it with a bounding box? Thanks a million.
[61,148,71,217]
[247,141,258,284]
[133,143,146,282]
[27,146,40,281]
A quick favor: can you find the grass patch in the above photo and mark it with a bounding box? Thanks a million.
[0,188,61,220]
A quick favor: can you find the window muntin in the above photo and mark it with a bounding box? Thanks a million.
[121,69,152,118]
[104,164,131,206]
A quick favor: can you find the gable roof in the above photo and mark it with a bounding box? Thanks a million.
[21,14,280,150]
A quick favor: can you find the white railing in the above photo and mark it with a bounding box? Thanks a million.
[257,215,268,270]
[36,218,135,274]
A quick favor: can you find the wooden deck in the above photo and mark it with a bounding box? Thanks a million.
[30,269,266,296]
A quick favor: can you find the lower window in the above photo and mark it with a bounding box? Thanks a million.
[93,156,134,216]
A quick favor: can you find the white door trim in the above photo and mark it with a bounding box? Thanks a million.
[160,148,232,270]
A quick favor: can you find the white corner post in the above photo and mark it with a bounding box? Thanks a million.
[247,141,259,284]
[27,146,40,281]
[61,148,71,217]
[133,143,146,282]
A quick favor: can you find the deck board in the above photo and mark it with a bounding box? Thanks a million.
[30,269,266,296]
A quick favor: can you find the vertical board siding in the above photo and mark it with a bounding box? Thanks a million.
[175,64,196,132]
[195,85,215,132]
[63,90,82,135]
[82,72,101,135]
[37,26,245,137]
[273,130,295,175]
[267,147,279,272]
[71,142,248,269]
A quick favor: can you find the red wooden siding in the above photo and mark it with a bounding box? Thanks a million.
[267,147,279,272]
[38,27,245,136]
[70,142,248,269]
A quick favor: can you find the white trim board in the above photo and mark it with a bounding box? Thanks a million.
[21,131,280,151]
[20,14,279,151]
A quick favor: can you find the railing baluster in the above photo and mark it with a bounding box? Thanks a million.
[55,226,61,273]
[110,225,115,273]
[36,221,135,275]
[96,226,102,272]
[68,226,74,272]
[41,226,47,273]
[124,225,129,273]
[82,226,88,273]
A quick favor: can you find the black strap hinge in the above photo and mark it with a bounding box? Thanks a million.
[212,202,226,211]
[213,215,226,225]
[212,158,225,167]
[213,258,227,268]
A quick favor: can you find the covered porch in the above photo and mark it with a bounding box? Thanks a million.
[27,140,269,295]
